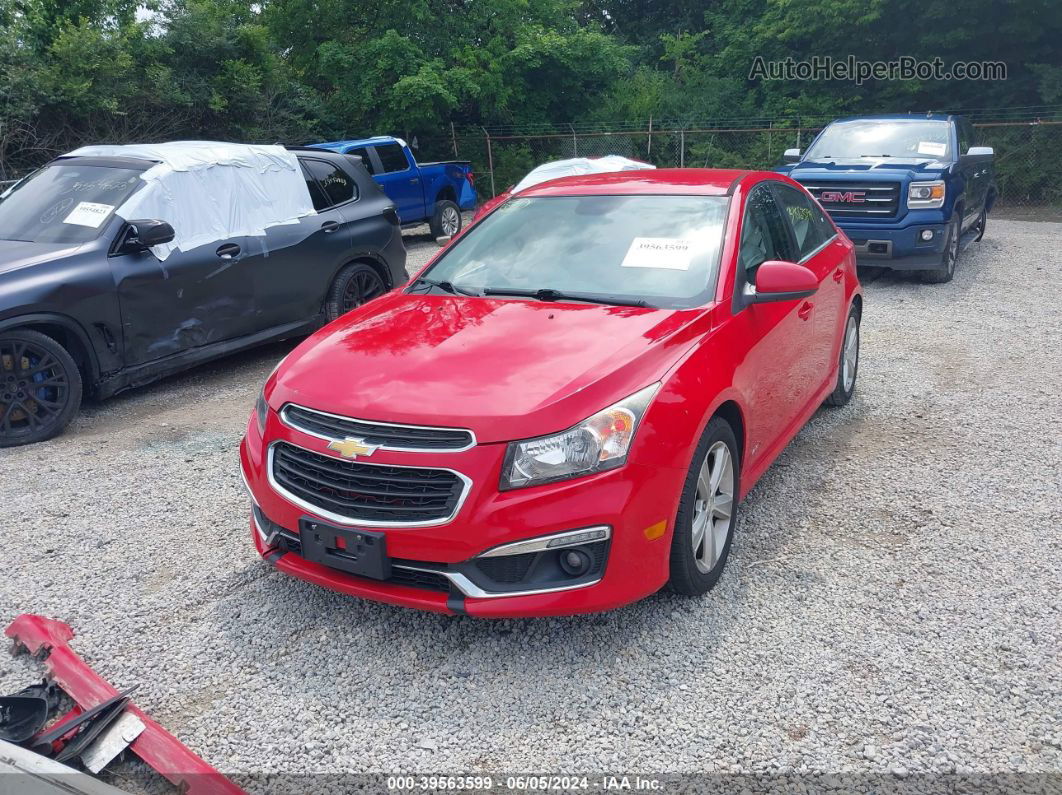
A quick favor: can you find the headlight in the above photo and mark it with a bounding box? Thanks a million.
[255,359,284,433]
[908,180,945,209]
[500,383,660,490]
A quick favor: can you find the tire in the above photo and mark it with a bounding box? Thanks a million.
[0,329,83,447]
[973,207,987,242]
[921,215,960,283]
[668,416,741,596]
[429,199,462,240]
[825,304,861,407]
[325,262,387,322]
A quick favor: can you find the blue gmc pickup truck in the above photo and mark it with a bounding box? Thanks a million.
[778,114,996,283]
[311,136,477,240]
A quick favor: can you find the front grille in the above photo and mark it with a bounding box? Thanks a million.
[270,442,465,524]
[282,404,474,451]
[799,181,901,218]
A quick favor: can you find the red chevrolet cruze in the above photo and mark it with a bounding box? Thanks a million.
[240,169,862,617]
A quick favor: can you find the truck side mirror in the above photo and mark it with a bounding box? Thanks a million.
[966,146,994,158]
[782,148,802,164]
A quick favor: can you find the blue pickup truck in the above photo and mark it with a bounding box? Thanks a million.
[777,114,996,283]
[310,136,477,240]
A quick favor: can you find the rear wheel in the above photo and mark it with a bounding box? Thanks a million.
[825,305,860,407]
[0,329,82,447]
[669,417,740,596]
[429,199,461,240]
[325,262,387,322]
[921,216,960,284]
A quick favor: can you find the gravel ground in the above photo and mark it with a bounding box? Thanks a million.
[0,219,1059,792]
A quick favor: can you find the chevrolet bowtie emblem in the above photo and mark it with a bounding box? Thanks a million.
[326,437,379,459]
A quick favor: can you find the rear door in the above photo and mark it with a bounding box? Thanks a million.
[243,157,357,330]
[727,182,818,469]
[369,143,424,224]
[771,181,845,393]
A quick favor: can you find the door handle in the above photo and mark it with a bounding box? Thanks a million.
[833,267,844,283]
[216,243,241,260]
[321,220,340,234]
[797,301,813,321]
[409,178,419,185]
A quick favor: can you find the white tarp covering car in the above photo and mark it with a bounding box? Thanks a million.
[511,155,655,194]
[67,141,315,259]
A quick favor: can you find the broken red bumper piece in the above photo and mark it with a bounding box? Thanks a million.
[6,614,246,795]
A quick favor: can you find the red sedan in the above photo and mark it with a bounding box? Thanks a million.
[240,169,862,617]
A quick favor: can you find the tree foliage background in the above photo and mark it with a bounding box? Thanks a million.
[1,0,1060,177]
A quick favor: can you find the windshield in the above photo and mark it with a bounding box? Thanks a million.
[804,120,952,160]
[417,195,729,308]
[0,163,143,244]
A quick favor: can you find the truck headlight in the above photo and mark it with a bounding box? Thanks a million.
[500,383,660,490]
[908,181,945,209]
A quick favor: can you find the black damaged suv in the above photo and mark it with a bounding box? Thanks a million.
[0,145,406,447]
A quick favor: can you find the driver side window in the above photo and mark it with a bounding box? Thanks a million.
[739,184,794,279]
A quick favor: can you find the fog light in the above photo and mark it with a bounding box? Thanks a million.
[920,229,935,241]
[558,548,591,576]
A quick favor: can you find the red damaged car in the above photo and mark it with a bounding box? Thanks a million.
[240,169,862,617]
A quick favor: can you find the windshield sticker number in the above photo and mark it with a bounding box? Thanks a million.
[917,141,947,156]
[62,201,114,228]
[620,237,694,271]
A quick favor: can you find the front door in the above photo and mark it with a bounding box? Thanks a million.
[111,228,257,367]
[368,143,424,224]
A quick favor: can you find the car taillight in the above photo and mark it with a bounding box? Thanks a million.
[383,207,400,226]
[467,170,475,187]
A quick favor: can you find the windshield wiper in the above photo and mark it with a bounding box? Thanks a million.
[481,287,649,308]
[409,276,481,297]
[858,154,893,158]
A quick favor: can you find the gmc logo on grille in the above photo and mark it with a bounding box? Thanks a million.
[820,190,867,204]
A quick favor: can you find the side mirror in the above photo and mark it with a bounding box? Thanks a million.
[782,148,802,164]
[124,219,175,252]
[746,260,818,304]
[966,146,994,158]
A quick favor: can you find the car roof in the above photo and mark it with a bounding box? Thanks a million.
[516,168,751,197]
[310,136,401,150]
[831,112,957,123]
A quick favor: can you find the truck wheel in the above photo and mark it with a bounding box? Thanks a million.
[430,200,462,240]
[325,262,387,322]
[0,329,83,447]
[973,208,987,242]
[921,216,960,284]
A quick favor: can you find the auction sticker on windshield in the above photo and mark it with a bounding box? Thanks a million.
[63,201,114,228]
[621,237,694,270]
[917,141,947,157]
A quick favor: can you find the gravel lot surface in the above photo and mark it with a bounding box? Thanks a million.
[1,219,1059,791]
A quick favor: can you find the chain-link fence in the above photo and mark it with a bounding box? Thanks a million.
[418,120,1062,217]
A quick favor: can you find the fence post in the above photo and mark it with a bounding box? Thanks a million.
[570,124,578,157]
[768,121,772,161]
[647,116,653,159]
[482,127,496,198]
[450,121,458,158]
[679,129,685,168]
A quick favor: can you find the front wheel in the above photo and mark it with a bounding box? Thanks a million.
[429,199,462,240]
[921,216,960,284]
[669,417,741,596]
[325,262,387,322]
[0,329,83,447]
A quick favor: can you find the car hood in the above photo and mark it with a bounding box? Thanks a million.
[0,239,83,275]
[788,158,948,181]
[270,291,704,443]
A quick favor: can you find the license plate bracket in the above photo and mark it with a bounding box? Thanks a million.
[298,518,391,580]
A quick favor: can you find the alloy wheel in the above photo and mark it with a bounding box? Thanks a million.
[340,269,385,312]
[691,441,735,574]
[0,338,72,440]
[842,315,859,392]
[441,206,460,237]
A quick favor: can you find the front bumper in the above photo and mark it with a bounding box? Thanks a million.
[240,412,682,617]
[838,213,948,269]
